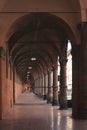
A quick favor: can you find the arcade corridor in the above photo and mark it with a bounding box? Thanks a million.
[0,91,87,130]
[1,0,87,125]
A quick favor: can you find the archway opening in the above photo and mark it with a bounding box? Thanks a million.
[5,12,76,108]
[67,40,72,108]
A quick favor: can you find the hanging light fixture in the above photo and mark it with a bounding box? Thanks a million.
[27,71,30,74]
[28,66,32,69]
[31,57,36,61]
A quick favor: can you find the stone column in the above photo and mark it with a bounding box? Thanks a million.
[0,47,7,119]
[39,76,41,96]
[35,79,37,94]
[40,74,43,97]
[72,45,79,118]
[0,55,2,119]
[52,64,58,106]
[34,78,36,94]
[43,72,47,100]
[72,22,87,119]
[37,77,39,95]
[41,74,44,98]
[59,57,68,109]
[13,67,15,104]
[34,78,37,94]
[47,69,52,103]
[38,76,41,96]
[36,78,38,94]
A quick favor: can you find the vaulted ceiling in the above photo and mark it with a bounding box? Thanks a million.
[0,0,82,84]
[7,13,72,83]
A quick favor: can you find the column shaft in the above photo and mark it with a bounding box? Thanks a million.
[0,57,2,119]
[40,75,43,97]
[72,22,87,119]
[13,68,15,104]
[42,74,44,98]
[43,73,47,100]
[52,65,58,105]
[59,58,68,109]
[47,70,52,103]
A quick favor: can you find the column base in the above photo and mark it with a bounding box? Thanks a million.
[52,100,58,106]
[59,106,68,110]
[0,112,2,120]
[72,110,87,119]
[58,93,68,109]
[47,97,52,103]
[13,99,15,105]
[67,99,72,108]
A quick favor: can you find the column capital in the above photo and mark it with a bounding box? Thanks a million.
[0,47,5,58]
[44,72,47,76]
[47,68,52,73]
[52,64,58,69]
[59,57,68,64]
[77,22,87,31]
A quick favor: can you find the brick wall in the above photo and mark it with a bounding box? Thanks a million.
[0,57,23,119]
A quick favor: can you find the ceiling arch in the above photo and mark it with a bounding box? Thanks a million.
[7,12,77,83]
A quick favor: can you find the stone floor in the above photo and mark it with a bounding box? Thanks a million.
[0,91,87,130]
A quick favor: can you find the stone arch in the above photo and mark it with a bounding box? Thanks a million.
[4,12,79,87]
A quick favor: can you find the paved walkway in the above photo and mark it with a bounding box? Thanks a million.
[0,91,87,130]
